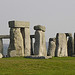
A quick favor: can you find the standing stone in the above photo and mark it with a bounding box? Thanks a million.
[66,33,74,56]
[55,33,68,57]
[48,38,56,56]
[8,28,15,56]
[9,28,24,56]
[74,33,75,54]
[8,21,31,57]
[0,39,3,54]
[24,28,31,56]
[34,25,47,56]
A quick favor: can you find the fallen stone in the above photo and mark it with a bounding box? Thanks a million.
[25,55,52,59]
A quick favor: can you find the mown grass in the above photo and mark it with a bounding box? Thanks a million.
[0,57,75,75]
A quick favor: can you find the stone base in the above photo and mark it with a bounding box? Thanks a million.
[25,55,52,59]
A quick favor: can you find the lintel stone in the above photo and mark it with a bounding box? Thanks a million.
[34,25,46,32]
[9,21,30,28]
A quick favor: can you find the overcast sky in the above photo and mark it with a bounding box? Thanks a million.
[0,0,75,43]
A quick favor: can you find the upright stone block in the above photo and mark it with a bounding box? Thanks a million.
[55,33,68,57]
[48,38,56,56]
[24,28,31,56]
[66,33,74,56]
[0,39,3,54]
[34,25,47,56]
[74,33,75,54]
[8,21,31,57]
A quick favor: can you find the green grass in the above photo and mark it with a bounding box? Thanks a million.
[0,57,75,75]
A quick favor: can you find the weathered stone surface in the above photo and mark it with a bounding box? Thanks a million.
[34,30,47,56]
[66,33,74,56]
[55,33,68,57]
[8,21,31,57]
[24,28,31,56]
[0,53,3,58]
[48,38,56,56]
[8,28,24,57]
[67,37,74,56]
[10,50,16,57]
[0,39,3,54]
[34,25,46,32]
[9,21,30,28]
[8,28,15,56]
[25,55,52,59]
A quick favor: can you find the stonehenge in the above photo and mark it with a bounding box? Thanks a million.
[0,20,75,58]
[8,21,31,57]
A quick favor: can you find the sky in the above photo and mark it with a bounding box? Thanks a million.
[0,0,75,43]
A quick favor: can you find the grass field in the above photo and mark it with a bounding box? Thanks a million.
[0,57,75,75]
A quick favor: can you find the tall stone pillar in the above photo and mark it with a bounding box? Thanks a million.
[8,21,31,57]
[34,25,47,56]
[55,33,68,57]
[66,33,74,56]
[74,33,75,54]
[47,38,56,57]
[0,38,3,54]
[24,28,31,56]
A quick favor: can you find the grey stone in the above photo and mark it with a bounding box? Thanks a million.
[8,21,31,57]
[8,28,24,57]
[25,55,52,59]
[9,21,30,28]
[55,33,68,57]
[10,50,17,57]
[24,28,31,56]
[66,33,74,56]
[34,30,47,56]
[0,39,3,54]
[34,25,46,32]
[48,38,56,56]
[74,33,75,54]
